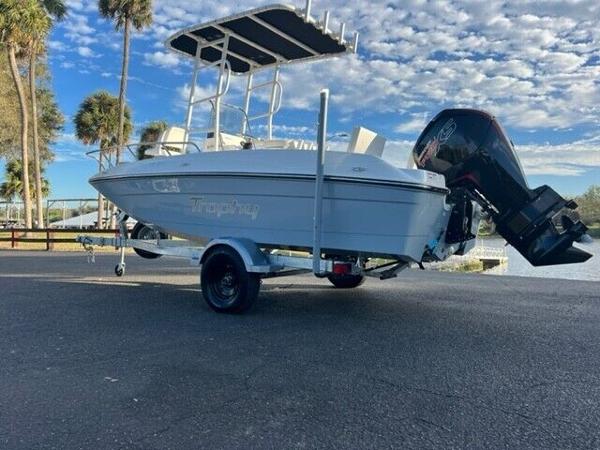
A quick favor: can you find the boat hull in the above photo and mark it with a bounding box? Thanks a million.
[92,172,449,262]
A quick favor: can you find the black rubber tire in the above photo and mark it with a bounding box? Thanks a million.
[327,273,365,289]
[201,246,260,314]
[131,222,166,259]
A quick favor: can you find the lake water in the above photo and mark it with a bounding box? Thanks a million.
[482,238,600,282]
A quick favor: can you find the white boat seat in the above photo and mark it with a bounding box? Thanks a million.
[145,126,187,157]
[205,131,248,151]
[205,133,316,151]
[253,138,315,150]
[347,126,386,157]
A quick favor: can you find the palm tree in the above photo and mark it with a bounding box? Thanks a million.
[98,0,152,163]
[0,159,50,202]
[0,160,21,202]
[73,91,132,229]
[38,0,66,19]
[137,120,167,159]
[29,0,66,228]
[0,0,51,229]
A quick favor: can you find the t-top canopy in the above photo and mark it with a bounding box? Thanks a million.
[165,4,357,74]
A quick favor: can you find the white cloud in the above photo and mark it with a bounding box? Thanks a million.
[48,40,67,52]
[64,0,97,13]
[77,35,97,46]
[64,13,95,39]
[143,51,180,68]
[395,113,430,134]
[52,133,91,162]
[517,137,600,176]
[77,47,95,58]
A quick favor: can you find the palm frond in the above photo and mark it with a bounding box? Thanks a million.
[98,0,153,31]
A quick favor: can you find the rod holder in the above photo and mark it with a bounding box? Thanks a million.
[352,32,359,53]
[304,0,312,21]
[339,23,346,43]
[322,10,330,33]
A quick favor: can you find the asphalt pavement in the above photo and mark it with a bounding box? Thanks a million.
[0,251,599,449]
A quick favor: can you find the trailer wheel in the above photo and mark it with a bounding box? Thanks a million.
[114,264,125,277]
[201,247,260,314]
[327,273,365,289]
[131,223,166,259]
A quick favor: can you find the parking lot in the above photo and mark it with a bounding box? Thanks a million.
[1,251,599,449]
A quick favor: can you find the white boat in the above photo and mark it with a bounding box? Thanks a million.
[83,2,591,313]
[91,149,452,262]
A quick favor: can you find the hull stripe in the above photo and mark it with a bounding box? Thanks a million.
[91,172,449,195]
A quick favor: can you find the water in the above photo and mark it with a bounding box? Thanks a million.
[482,238,600,282]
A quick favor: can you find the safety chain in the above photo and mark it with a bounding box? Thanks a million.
[82,237,96,263]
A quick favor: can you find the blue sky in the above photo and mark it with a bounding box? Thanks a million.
[5,0,600,198]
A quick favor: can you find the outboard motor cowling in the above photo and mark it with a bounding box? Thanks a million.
[413,109,592,266]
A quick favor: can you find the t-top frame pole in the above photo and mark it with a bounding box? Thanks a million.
[213,35,230,151]
[267,65,280,140]
[313,88,329,275]
[183,45,203,153]
[241,71,254,135]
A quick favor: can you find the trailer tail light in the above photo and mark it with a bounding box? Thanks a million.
[332,262,352,274]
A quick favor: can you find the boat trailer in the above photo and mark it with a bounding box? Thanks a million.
[76,218,407,281]
[76,211,409,314]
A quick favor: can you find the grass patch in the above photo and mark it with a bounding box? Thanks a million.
[437,258,485,273]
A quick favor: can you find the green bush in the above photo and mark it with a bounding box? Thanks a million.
[575,185,600,225]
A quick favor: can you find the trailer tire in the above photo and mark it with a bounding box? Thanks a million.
[327,273,365,289]
[201,246,260,314]
[131,223,166,259]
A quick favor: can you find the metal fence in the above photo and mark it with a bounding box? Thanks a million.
[0,228,119,250]
[0,198,110,229]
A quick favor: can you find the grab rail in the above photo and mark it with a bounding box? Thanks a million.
[191,60,232,106]
[247,79,283,122]
[86,141,202,172]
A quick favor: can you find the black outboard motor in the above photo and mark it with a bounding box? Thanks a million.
[413,109,592,266]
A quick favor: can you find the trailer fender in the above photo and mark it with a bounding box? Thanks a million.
[200,238,272,273]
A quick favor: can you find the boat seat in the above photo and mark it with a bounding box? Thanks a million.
[347,126,386,157]
[145,126,187,157]
[253,138,315,150]
[205,134,316,151]
[205,131,248,151]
